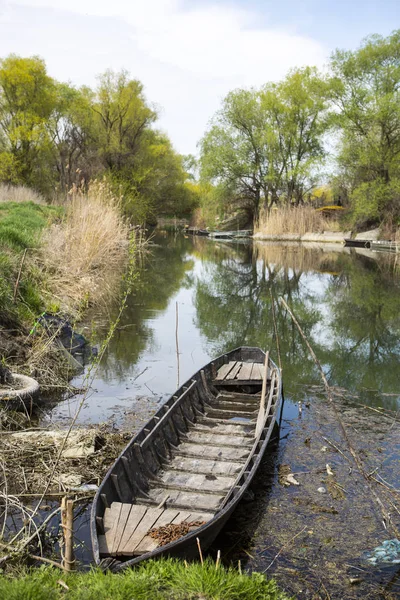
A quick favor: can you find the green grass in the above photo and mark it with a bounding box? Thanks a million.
[0,559,290,600]
[0,201,60,251]
[0,201,62,325]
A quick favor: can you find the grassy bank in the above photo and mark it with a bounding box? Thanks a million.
[0,182,131,388]
[0,559,290,600]
[0,197,61,324]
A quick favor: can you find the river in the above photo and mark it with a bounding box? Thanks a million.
[44,233,400,599]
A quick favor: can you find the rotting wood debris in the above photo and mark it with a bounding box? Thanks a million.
[0,424,131,496]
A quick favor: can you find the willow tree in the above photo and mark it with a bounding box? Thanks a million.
[91,69,157,172]
[200,67,328,223]
[0,55,57,190]
[330,30,400,226]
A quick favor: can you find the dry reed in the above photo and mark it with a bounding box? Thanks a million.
[41,180,130,314]
[256,205,339,236]
[0,184,45,205]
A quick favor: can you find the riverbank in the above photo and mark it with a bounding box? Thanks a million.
[0,182,132,391]
[253,231,350,243]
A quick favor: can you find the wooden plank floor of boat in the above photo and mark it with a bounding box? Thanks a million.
[99,504,214,557]
[213,361,266,385]
[98,385,263,558]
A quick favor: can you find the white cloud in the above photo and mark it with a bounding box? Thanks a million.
[0,0,327,153]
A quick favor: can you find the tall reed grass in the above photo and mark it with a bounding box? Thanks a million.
[0,184,45,205]
[41,180,130,314]
[256,205,339,236]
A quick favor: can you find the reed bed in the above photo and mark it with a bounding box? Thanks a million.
[41,181,130,315]
[0,184,45,205]
[256,205,339,236]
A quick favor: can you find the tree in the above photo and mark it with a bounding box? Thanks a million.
[91,70,156,171]
[111,131,199,222]
[200,68,328,222]
[45,83,95,193]
[0,55,57,190]
[329,30,400,227]
[200,88,269,221]
[261,67,328,206]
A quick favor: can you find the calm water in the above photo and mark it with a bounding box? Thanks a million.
[41,233,400,596]
[47,231,400,425]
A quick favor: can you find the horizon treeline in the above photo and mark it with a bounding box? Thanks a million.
[0,59,199,222]
[0,29,399,230]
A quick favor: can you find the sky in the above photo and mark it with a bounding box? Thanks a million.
[0,0,398,155]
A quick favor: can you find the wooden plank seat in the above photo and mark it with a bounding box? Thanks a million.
[184,430,253,447]
[213,361,267,386]
[167,456,244,477]
[99,502,214,557]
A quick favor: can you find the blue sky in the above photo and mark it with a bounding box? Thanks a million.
[240,0,399,47]
[0,0,398,154]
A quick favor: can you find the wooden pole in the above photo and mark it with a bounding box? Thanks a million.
[13,248,28,303]
[255,351,269,438]
[61,497,75,571]
[175,301,180,388]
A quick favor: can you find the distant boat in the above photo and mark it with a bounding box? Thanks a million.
[91,347,281,570]
[185,228,209,236]
[344,239,371,248]
[208,230,252,240]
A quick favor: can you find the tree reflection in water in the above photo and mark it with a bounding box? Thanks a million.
[193,240,400,406]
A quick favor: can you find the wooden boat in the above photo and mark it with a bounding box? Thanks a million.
[344,238,371,248]
[185,227,209,236]
[208,230,252,240]
[91,347,282,570]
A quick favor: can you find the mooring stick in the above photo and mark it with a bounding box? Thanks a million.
[176,301,180,388]
[279,296,399,538]
[270,291,282,372]
[61,497,75,571]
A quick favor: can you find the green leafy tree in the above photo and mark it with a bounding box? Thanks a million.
[329,30,400,226]
[0,55,57,190]
[200,68,328,223]
[45,83,95,193]
[91,69,156,171]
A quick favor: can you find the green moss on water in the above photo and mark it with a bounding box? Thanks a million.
[0,559,290,600]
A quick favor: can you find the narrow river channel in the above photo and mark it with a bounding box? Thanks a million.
[43,233,400,599]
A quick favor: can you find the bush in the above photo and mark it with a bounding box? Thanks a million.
[351,178,400,229]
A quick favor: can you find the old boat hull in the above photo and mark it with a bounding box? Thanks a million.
[91,347,282,570]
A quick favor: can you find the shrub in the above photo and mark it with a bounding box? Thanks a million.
[351,178,400,229]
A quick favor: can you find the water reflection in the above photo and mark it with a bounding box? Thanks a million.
[46,234,400,425]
